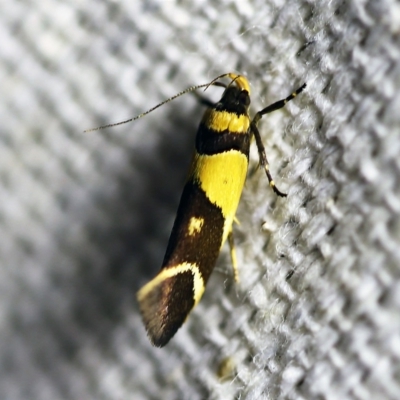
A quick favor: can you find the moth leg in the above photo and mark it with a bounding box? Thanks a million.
[250,122,287,197]
[250,84,306,197]
[228,229,239,283]
[254,84,306,120]
[193,81,227,108]
[196,95,215,108]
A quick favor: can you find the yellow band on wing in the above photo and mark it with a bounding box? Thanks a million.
[137,262,205,306]
[190,150,248,245]
[202,110,250,134]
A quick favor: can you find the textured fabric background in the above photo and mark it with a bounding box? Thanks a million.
[1,1,400,399]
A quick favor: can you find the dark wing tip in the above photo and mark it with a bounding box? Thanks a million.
[137,270,197,347]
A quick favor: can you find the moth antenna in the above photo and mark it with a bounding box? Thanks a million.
[84,78,228,133]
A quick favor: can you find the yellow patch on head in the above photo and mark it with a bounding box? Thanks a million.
[188,216,204,236]
[228,73,251,93]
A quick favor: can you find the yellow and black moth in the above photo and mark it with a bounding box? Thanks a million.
[86,73,305,347]
[136,74,305,347]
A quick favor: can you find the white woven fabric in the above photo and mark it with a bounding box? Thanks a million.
[1,0,400,399]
